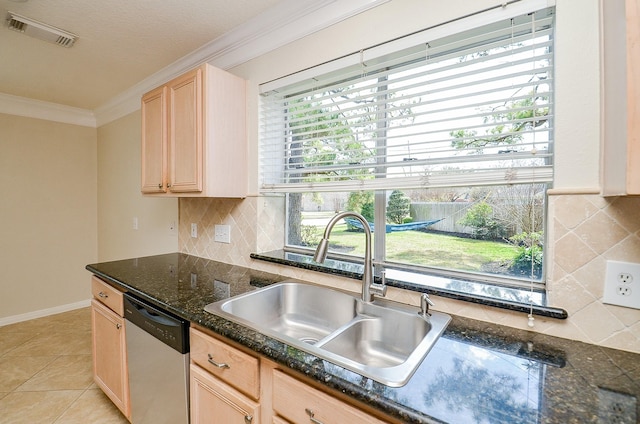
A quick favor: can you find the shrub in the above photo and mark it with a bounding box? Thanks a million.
[361,202,375,222]
[386,190,411,224]
[509,231,543,278]
[347,191,373,214]
[511,245,543,278]
[457,201,504,239]
[300,225,321,246]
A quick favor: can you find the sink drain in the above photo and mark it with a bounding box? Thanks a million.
[300,337,319,345]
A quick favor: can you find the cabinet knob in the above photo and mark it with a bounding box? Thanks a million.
[167,183,172,188]
[116,323,122,329]
[244,415,253,424]
[98,292,108,299]
[207,353,230,369]
[305,408,324,424]
[158,183,163,189]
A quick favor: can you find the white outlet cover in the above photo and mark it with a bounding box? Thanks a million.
[603,260,640,310]
[214,224,231,244]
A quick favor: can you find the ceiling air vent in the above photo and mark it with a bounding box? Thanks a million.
[6,12,77,48]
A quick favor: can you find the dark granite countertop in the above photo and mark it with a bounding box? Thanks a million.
[87,253,640,424]
[251,249,568,320]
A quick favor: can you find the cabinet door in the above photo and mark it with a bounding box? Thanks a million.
[602,0,640,195]
[190,364,259,424]
[91,299,130,419]
[168,67,203,193]
[626,0,640,192]
[141,85,167,193]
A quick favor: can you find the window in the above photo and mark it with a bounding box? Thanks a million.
[260,5,554,295]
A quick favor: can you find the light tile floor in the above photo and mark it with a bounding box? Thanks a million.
[0,307,129,424]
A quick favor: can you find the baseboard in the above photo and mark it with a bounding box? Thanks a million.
[0,299,92,327]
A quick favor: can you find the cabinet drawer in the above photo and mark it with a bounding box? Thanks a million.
[190,328,260,400]
[273,370,389,424]
[91,276,124,317]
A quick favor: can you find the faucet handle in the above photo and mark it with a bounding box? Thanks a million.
[370,270,387,298]
[420,292,434,317]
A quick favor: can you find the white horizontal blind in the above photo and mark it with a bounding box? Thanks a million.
[260,7,554,193]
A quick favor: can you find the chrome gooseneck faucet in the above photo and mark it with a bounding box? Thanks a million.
[313,211,387,302]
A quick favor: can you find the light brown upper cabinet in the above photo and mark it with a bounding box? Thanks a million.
[601,0,640,196]
[141,64,247,197]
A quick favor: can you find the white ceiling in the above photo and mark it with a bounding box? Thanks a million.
[0,0,283,110]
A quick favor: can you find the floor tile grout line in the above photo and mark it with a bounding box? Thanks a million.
[12,354,95,393]
[0,332,43,358]
[12,353,55,393]
[4,355,60,393]
[51,387,92,424]
[0,308,127,423]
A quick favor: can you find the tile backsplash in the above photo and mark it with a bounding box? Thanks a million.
[179,194,640,354]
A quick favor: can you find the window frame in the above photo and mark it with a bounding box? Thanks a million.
[259,2,556,305]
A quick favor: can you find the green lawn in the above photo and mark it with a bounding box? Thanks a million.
[321,224,518,272]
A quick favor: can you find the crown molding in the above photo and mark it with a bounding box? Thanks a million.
[94,0,389,126]
[1,0,388,128]
[0,92,96,127]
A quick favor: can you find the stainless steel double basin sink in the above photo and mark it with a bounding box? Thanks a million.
[205,281,450,387]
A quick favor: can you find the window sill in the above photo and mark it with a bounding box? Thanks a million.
[250,249,568,320]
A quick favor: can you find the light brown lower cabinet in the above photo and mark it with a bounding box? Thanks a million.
[271,369,390,424]
[189,326,393,424]
[91,298,130,420]
[190,363,260,424]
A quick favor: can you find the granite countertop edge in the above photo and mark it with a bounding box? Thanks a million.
[87,262,433,424]
[86,253,640,424]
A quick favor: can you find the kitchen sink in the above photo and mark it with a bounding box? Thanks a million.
[208,281,358,344]
[205,281,451,387]
[318,303,432,368]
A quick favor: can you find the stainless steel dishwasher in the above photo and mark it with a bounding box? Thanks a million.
[124,293,190,424]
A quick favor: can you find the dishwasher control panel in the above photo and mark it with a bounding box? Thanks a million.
[123,293,189,354]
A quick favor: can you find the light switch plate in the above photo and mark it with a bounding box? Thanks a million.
[214,224,231,244]
[603,260,640,309]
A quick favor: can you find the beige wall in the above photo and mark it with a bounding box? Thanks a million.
[0,109,179,322]
[0,114,97,320]
[178,0,640,354]
[4,0,635,351]
[96,111,178,262]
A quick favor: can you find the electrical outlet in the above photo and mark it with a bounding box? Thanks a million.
[214,224,231,244]
[617,286,632,296]
[618,272,633,284]
[597,388,637,423]
[191,223,198,238]
[603,260,640,309]
[214,280,231,298]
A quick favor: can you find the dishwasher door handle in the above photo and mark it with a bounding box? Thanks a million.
[133,302,180,328]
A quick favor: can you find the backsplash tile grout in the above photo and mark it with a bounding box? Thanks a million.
[179,194,640,354]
